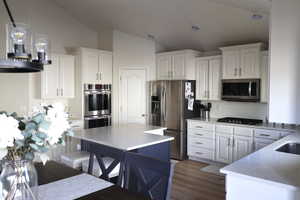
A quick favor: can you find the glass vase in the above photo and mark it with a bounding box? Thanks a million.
[0,160,38,200]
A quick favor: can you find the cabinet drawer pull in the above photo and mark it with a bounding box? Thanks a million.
[195,134,203,136]
[195,142,203,145]
[195,126,203,128]
[260,134,270,137]
[195,152,203,155]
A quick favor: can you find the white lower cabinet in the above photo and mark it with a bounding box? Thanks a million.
[254,138,276,151]
[187,120,294,164]
[233,136,253,161]
[216,134,233,163]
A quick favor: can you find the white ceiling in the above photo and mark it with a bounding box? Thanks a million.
[52,0,271,51]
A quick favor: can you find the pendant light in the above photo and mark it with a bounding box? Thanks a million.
[0,0,51,73]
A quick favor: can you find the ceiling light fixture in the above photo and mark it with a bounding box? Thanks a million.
[0,0,51,73]
[191,25,200,31]
[252,14,263,20]
[147,34,155,40]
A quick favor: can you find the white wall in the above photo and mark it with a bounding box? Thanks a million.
[269,0,300,124]
[206,101,268,120]
[112,30,156,124]
[0,0,98,115]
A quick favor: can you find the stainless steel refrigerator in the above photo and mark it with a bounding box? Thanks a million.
[148,80,200,160]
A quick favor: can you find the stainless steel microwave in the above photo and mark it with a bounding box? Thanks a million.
[221,79,260,102]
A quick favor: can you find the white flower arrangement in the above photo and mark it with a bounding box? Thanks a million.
[0,103,72,164]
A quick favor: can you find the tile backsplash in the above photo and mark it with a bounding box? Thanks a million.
[203,101,268,121]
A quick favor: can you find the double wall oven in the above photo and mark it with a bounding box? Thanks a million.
[84,84,112,129]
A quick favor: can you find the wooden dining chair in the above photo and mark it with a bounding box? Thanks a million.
[83,141,125,186]
[123,152,172,200]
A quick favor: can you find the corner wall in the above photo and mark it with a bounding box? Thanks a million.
[269,0,300,123]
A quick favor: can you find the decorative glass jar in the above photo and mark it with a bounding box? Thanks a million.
[0,160,38,200]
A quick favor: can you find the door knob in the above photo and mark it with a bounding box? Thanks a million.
[142,114,147,117]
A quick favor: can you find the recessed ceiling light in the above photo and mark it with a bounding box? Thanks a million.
[252,14,263,20]
[147,34,155,40]
[192,25,200,31]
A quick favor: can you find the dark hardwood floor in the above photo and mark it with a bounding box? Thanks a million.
[170,160,226,200]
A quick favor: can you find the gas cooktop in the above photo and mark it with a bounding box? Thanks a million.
[217,117,263,125]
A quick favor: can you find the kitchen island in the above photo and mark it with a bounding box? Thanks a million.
[71,124,173,178]
[221,134,300,200]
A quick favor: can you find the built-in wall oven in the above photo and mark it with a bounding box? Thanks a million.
[221,79,260,102]
[84,84,112,129]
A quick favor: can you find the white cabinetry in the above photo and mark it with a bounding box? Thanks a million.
[261,51,269,103]
[156,50,201,80]
[233,136,253,161]
[41,54,75,99]
[187,120,296,164]
[220,43,264,79]
[81,48,112,84]
[216,133,233,163]
[196,56,221,100]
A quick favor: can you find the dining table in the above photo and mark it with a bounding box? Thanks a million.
[35,161,150,200]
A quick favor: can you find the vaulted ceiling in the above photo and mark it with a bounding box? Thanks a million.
[52,0,271,51]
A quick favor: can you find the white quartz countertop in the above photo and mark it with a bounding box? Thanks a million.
[221,134,300,189]
[188,117,298,132]
[72,124,172,151]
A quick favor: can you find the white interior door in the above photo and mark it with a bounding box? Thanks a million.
[120,69,146,124]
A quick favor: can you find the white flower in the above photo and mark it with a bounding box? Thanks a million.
[0,114,23,159]
[39,103,70,145]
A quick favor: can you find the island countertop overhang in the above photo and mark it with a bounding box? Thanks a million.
[71,124,173,151]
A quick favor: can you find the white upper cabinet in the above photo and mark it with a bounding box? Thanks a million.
[81,48,113,84]
[261,51,269,103]
[196,56,221,101]
[42,54,75,99]
[220,43,264,79]
[222,50,240,79]
[157,55,172,80]
[196,59,209,100]
[156,50,201,80]
[82,48,99,83]
[60,55,75,98]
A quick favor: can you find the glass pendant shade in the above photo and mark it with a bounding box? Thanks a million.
[6,23,32,60]
[33,34,51,64]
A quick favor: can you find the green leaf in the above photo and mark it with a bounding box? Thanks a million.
[32,113,44,124]
[24,152,34,161]
[22,130,33,138]
[29,143,39,151]
[39,121,50,130]
[26,122,37,131]
[15,140,24,148]
[31,135,43,144]
[36,132,47,139]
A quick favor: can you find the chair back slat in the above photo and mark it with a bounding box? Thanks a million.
[123,152,171,200]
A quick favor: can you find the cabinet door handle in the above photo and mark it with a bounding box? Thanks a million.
[260,134,270,137]
[239,68,242,76]
[61,89,63,96]
[232,138,235,147]
[56,88,59,96]
[227,138,231,146]
[234,68,237,76]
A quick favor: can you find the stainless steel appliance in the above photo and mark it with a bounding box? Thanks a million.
[148,80,200,160]
[221,79,260,102]
[217,117,263,125]
[84,84,112,129]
